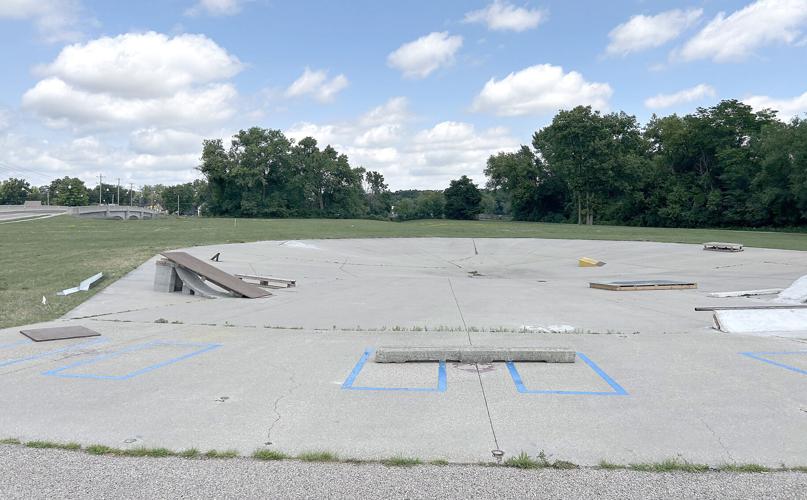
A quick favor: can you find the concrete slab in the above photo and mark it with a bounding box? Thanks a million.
[3,238,807,467]
[374,346,575,363]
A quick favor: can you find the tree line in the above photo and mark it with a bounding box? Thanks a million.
[2,99,804,228]
[486,99,807,228]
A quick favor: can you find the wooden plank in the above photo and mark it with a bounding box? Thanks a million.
[703,242,743,252]
[161,252,271,299]
[234,273,296,286]
[590,280,697,291]
[20,325,100,342]
[695,305,807,311]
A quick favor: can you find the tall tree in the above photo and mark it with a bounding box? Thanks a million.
[49,177,89,206]
[444,175,482,220]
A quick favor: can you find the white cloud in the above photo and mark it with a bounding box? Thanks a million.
[285,68,349,103]
[644,84,716,109]
[129,128,205,155]
[387,32,463,79]
[745,90,807,119]
[676,0,807,62]
[471,64,612,116]
[606,8,702,56]
[22,32,242,130]
[285,97,519,190]
[37,32,242,98]
[463,1,546,32]
[0,0,85,42]
[186,0,243,17]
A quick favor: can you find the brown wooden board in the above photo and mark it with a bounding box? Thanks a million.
[161,251,271,298]
[590,280,697,291]
[20,325,100,342]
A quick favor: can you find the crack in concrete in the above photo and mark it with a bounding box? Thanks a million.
[700,417,734,463]
[265,370,301,446]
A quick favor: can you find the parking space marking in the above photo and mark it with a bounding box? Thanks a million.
[0,338,106,368]
[506,352,628,396]
[42,340,221,380]
[741,351,807,376]
[341,348,447,392]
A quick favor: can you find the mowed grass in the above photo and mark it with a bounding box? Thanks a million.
[1,215,806,329]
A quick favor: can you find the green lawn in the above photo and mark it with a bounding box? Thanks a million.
[2,215,806,329]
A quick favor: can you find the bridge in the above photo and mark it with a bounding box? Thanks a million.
[0,203,160,221]
[66,205,160,219]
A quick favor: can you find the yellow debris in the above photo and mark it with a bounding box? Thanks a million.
[578,257,605,267]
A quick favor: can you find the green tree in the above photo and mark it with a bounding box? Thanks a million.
[49,177,89,206]
[0,178,31,204]
[444,175,482,220]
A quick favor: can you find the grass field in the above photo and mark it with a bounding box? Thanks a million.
[1,215,806,329]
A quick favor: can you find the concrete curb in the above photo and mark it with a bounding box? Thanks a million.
[373,346,575,363]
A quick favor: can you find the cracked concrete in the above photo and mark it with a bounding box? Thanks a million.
[2,238,807,466]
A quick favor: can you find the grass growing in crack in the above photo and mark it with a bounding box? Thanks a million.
[429,459,449,466]
[504,452,544,469]
[178,448,200,458]
[154,318,168,324]
[598,460,623,470]
[551,460,579,470]
[298,451,339,462]
[0,438,22,445]
[253,449,288,461]
[720,463,771,473]
[85,445,117,455]
[24,440,81,450]
[381,456,423,467]
[122,447,174,458]
[628,458,709,473]
[204,449,239,459]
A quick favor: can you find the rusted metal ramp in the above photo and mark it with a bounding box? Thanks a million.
[161,251,271,298]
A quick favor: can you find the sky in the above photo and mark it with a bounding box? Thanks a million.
[1,0,806,191]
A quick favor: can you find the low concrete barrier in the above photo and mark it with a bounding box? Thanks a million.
[374,346,575,363]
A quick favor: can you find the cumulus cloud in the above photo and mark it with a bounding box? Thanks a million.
[387,32,463,79]
[606,8,702,56]
[0,0,85,42]
[35,31,242,98]
[471,64,612,116]
[285,68,349,103]
[285,97,519,189]
[463,1,546,32]
[185,0,243,17]
[745,90,807,120]
[644,84,716,109]
[676,0,807,62]
[22,32,242,130]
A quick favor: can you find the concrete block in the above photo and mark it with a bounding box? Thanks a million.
[374,346,575,363]
[153,259,181,293]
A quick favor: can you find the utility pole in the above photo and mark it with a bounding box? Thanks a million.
[116,178,120,205]
[98,174,103,205]
[129,183,133,206]
[177,193,180,215]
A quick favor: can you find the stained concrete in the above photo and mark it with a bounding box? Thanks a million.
[2,238,807,466]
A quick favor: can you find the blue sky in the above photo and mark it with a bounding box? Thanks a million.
[1,0,806,190]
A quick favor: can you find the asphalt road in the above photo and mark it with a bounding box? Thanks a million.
[1,446,805,499]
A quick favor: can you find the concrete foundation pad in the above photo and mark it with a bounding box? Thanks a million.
[374,346,575,363]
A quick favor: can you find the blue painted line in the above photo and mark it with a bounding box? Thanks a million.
[741,351,807,376]
[43,340,221,380]
[342,348,447,392]
[506,352,628,396]
[0,338,106,368]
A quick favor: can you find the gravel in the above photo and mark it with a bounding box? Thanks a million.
[1,446,805,499]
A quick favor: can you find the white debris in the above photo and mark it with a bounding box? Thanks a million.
[520,324,576,333]
[41,295,47,305]
[714,308,807,334]
[774,275,807,304]
[708,289,782,298]
[58,272,103,296]
[281,241,320,250]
